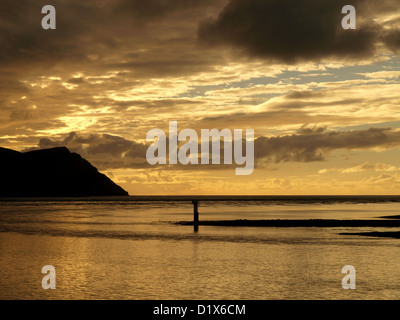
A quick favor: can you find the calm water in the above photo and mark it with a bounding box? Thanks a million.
[0,199,400,300]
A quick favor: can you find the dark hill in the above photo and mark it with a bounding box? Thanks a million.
[0,146,129,197]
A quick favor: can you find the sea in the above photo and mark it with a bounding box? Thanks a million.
[0,196,399,300]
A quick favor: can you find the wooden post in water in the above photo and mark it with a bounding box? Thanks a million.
[192,200,199,231]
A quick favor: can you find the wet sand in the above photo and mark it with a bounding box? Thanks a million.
[177,219,400,227]
[178,217,400,239]
[340,231,400,239]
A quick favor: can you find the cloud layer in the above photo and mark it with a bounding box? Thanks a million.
[199,0,400,63]
[1,0,400,194]
[28,126,400,171]
[255,127,400,163]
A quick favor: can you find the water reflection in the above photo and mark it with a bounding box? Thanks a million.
[0,201,399,299]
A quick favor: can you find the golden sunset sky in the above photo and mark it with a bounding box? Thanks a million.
[1,0,400,195]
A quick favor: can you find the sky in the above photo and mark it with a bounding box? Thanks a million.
[1,0,400,195]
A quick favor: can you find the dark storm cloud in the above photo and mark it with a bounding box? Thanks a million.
[0,0,149,62]
[115,0,217,20]
[254,127,400,163]
[0,1,110,64]
[35,132,148,169]
[382,29,400,53]
[0,0,221,74]
[198,0,400,63]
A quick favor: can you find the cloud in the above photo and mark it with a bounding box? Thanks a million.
[357,71,400,79]
[34,132,149,170]
[382,28,400,52]
[0,0,231,141]
[0,0,224,82]
[198,0,400,63]
[0,1,112,65]
[26,126,400,173]
[254,127,400,164]
[319,162,399,174]
[361,173,400,189]
[115,0,217,21]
